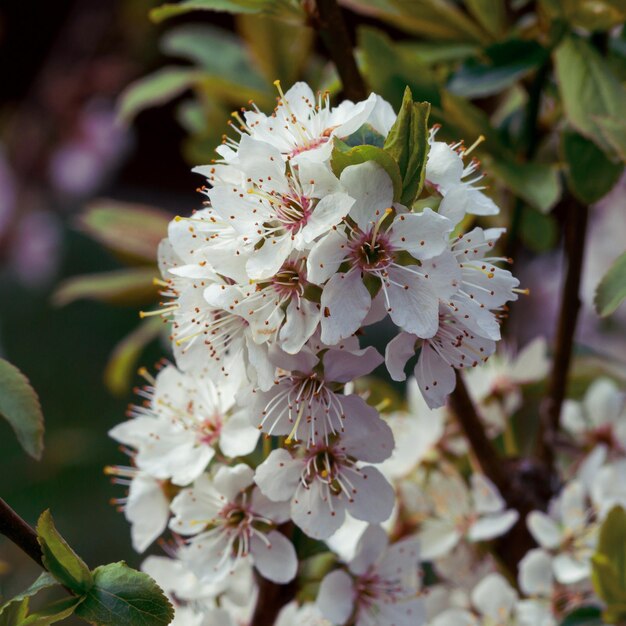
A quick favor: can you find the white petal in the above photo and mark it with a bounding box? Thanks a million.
[518,548,554,596]
[509,337,550,383]
[430,609,478,626]
[471,573,517,621]
[468,510,519,542]
[585,377,622,427]
[415,341,457,409]
[349,524,389,575]
[279,299,320,354]
[214,463,255,501]
[320,270,371,345]
[246,234,293,280]
[470,474,506,515]
[552,553,590,584]
[526,511,561,549]
[126,475,169,553]
[301,192,354,244]
[387,209,451,260]
[323,345,383,383]
[377,535,421,584]
[347,466,395,525]
[220,411,260,458]
[251,530,298,584]
[254,449,302,502]
[292,481,345,539]
[418,519,461,560]
[385,332,418,382]
[341,161,394,232]
[317,570,354,625]
[307,228,349,284]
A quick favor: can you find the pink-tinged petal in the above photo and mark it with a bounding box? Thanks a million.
[317,569,355,625]
[385,332,418,382]
[279,299,320,355]
[377,535,421,585]
[470,474,506,515]
[307,228,350,285]
[415,342,456,409]
[527,511,561,549]
[347,466,395,525]
[349,524,389,575]
[251,530,298,584]
[468,510,519,542]
[418,519,461,560]
[518,548,554,596]
[323,345,384,382]
[220,410,260,458]
[362,291,388,326]
[386,268,439,339]
[126,475,169,553]
[246,234,293,280]
[214,463,255,501]
[388,209,452,260]
[552,553,590,584]
[301,192,355,245]
[254,449,302,502]
[291,481,346,539]
[320,270,371,345]
[341,161,394,232]
[340,395,394,463]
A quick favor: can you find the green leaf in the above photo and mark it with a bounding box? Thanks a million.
[3,573,58,606]
[343,124,386,149]
[383,88,431,206]
[562,0,626,31]
[117,67,200,123]
[331,141,403,201]
[75,200,170,264]
[562,131,623,203]
[104,318,164,396]
[0,358,44,460]
[595,251,626,317]
[358,27,440,109]
[554,36,626,154]
[161,25,268,96]
[490,160,561,213]
[237,14,313,87]
[36,510,93,594]
[21,596,83,626]
[465,0,506,37]
[74,561,174,625]
[592,506,626,615]
[448,39,547,98]
[596,116,626,162]
[520,207,559,253]
[150,0,273,22]
[559,605,603,625]
[0,598,29,626]
[52,268,158,308]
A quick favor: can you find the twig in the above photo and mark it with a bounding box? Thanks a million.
[448,373,509,494]
[308,0,367,101]
[0,497,44,569]
[537,197,589,464]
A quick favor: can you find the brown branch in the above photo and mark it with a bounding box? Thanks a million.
[0,497,44,569]
[448,373,509,494]
[308,0,368,101]
[537,197,589,465]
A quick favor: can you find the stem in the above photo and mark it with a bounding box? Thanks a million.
[448,373,509,494]
[0,497,44,569]
[537,197,589,464]
[309,0,368,101]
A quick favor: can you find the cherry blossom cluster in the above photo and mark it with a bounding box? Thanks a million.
[105,82,530,625]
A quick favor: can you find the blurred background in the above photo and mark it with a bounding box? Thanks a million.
[1,0,625,615]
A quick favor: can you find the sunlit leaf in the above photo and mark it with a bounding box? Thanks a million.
[104,318,164,396]
[75,200,170,264]
[554,35,626,154]
[36,510,93,594]
[0,573,57,609]
[117,67,201,123]
[150,0,273,22]
[53,268,158,308]
[0,598,29,626]
[562,0,626,31]
[74,561,174,625]
[237,14,313,86]
[0,358,44,460]
[21,597,84,626]
[465,0,506,37]
[562,131,623,203]
[595,251,626,317]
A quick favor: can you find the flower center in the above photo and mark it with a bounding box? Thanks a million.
[351,232,393,272]
[275,194,313,233]
[272,264,304,298]
[197,414,222,445]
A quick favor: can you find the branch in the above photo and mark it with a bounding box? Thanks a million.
[308,0,368,101]
[448,373,509,494]
[537,197,589,464]
[0,497,44,569]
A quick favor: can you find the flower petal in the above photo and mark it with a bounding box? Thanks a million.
[317,569,355,625]
[251,530,298,584]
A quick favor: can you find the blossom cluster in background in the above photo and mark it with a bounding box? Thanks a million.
[105,83,625,625]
